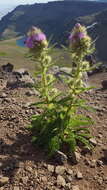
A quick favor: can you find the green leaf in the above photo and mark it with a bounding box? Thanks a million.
[48,136,61,156]
[75,135,92,149]
[31,136,38,143]
[63,133,76,152]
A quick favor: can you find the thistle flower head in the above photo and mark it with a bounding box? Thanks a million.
[69,23,92,55]
[26,26,48,58]
[26,26,48,49]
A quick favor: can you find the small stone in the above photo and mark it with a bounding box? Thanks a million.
[55,166,66,175]
[25,90,35,96]
[26,89,39,97]
[34,170,38,178]
[43,163,47,168]
[55,150,68,164]
[17,162,24,168]
[69,151,81,164]
[103,94,107,98]
[66,168,73,176]
[76,171,83,179]
[0,177,9,186]
[13,187,20,190]
[102,146,107,151]
[23,102,32,108]
[98,134,102,139]
[0,79,7,90]
[21,176,28,184]
[89,138,97,146]
[29,187,34,190]
[0,187,4,190]
[102,80,107,89]
[97,177,103,185]
[57,175,66,187]
[90,160,96,168]
[33,89,40,96]
[25,166,32,172]
[94,175,98,180]
[93,105,104,112]
[41,176,47,183]
[84,158,90,166]
[103,176,107,181]
[98,112,103,116]
[0,93,7,98]
[47,165,55,173]
[75,152,81,162]
[72,185,80,190]
[97,160,103,167]
[66,183,71,189]
[3,98,11,103]
[66,175,73,182]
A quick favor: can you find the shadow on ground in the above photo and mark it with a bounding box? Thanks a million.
[0,132,49,180]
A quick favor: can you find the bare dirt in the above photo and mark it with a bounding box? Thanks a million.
[0,72,107,190]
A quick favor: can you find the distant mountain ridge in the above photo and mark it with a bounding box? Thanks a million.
[0,5,16,20]
[0,1,107,61]
[97,0,107,2]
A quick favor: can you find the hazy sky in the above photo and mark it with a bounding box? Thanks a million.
[0,0,54,19]
[0,0,54,5]
[0,0,54,18]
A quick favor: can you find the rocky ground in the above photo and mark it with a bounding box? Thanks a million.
[0,65,107,190]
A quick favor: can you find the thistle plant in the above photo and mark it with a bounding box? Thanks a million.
[26,26,63,153]
[27,24,94,157]
[68,23,93,93]
[58,23,95,153]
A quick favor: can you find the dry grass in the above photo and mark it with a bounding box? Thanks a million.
[0,38,72,74]
[0,38,35,73]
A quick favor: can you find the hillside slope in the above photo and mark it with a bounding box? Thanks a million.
[0,1,107,41]
[0,1,107,61]
[77,9,107,61]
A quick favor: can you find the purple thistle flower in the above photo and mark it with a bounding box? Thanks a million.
[26,36,34,48]
[78,32,85,39]
[25,32,46,48]
[68,34,73,41]
[69,32,85,45]
[32,33,46,42]
[69,34,78,43]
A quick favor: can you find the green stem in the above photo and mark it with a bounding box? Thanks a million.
[40,51,50,104]
[63,55,83,130]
